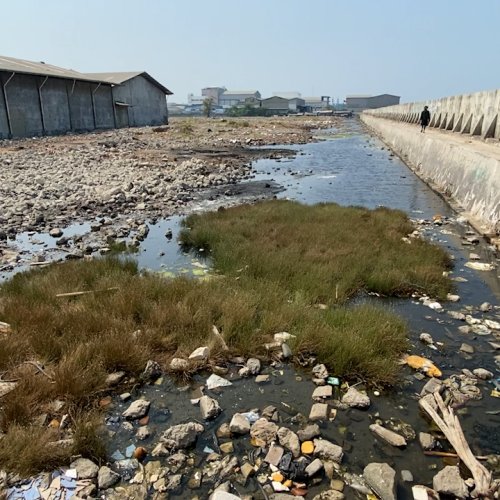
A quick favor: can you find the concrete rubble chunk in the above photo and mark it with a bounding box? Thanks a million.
[206,373,232,390]
[98,466,121,489]
[369,424,407,447]
[277,427,301,457]
[297,424,321,442]
[229,413,251,434]
[313,438,343,463]
[199,395,222,420]
[264,443,285,466]
[432,465,468,499]
[169,357,189,371]
[305,458,324,477]
[189,346,209,361]
[105,371,126,386]
[418,432,436,451]
[250,418,278,446]
[122,399,150,420]
[142,360,162,380]
[161,422,204,449]
[363,462,396,500]
[341,387,371,408]
[472,368,493,380]
[309,403,329,421]
[70,458,99,479]
[246,357,261,374]
[312,385,333,399]
[312,491,345,500]
[312,364,329,379]
[210,491,241,500]
[420,377,443,396]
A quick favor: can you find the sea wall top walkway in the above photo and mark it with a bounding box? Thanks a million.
[364,89,500,141]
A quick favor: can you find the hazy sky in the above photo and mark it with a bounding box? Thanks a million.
[1,0,499,103]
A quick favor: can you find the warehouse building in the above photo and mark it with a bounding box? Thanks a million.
[0,55,172,139]
[345,94,400,111]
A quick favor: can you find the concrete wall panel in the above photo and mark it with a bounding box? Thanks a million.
[40,78,71,135]
[93,85,114,129]
[67,81,94,132]
[4,73,43,137]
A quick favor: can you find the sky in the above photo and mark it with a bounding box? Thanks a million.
[1,0,499,104]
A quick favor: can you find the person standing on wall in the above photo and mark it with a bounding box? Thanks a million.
[420,105,431,133]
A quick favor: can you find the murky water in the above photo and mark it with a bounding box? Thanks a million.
[102,120,500,498]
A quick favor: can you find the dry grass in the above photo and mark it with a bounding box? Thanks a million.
[0,201,452,475]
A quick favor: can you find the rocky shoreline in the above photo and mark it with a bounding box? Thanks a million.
[0,117,339,274]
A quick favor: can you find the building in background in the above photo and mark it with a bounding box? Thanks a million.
[345,94,400,111]
[219,90,261,108]
[201,87,226,106]
[303,96,330,112]
[86,71,172,128]
[272,91,302,99]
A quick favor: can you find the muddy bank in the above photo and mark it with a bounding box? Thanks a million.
[0,117,340,275]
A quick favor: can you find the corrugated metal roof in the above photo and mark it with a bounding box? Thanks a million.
[85,71,173,95]
[0,55,109,84]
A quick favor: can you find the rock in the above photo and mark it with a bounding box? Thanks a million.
[189,346,209,361]
[484,319,500,330]
[447,294,460,302]
[241,462,255,480]
[418,432,436,450]
[136,426,151,440]
[246,357,261,374]
[217,422,232,439]
[187,470,202,489]
[106,371,126,386]
[219,442,234,454]
[479,302,492,312]
[297,424,321,442]
[210,492,241,500]
[161,422,204,449]
[433,466,468,499]
[448,310,466,321]
[120,392,131,401]
[305,458,323,477]
[238,366,251,377]
[281,343,292,358]
[312,385,333,399]
[309,403,328,421]
[363,463,396,500]
[199,395,222,420]
[264,443,285,466]
[401,470,413,482]
[277,427,300,457]
[313,439,343,463]
[169,357,189,371]
[460,343,474,354]
[473,368,493,380]
[206,373,232,390]
[313,491,344,500]
[255,374,270,383]
[420,377,443,396]
[141,360,162,381]
[341,387,370,409]
[49,228,63,237]
[369,424,407,447]
[98,465,121,490]
[250,418,278,446]
[312,364,329,379]
[420,332,434,345]
[122,399,150,420]
[229,413,251,434]
[412,485,439,500]
[70,458,99,479]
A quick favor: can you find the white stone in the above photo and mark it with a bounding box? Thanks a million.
[341,387,370,408]
[199,395,222,420]
[313,438,343,462]
[229,413,251,434]
[312,385,333,399]
[309,403,329,421]
[206,374,232,390]
[433,466,468,499]
[189,346,209,361]
[277,427,300,457]
[363,463,396,500]
[369,424,407,447]
[122,399,150,420]
[169,357,189,371]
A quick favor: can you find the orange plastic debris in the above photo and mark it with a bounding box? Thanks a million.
[271,472,284,483]
[405,355,442,377]
[301,441,314,454]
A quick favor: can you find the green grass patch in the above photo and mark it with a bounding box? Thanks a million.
[0,201,452,474]
[180,200,452,303]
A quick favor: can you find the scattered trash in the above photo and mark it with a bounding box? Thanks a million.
[465,262,495,271]
[404,355,442,377]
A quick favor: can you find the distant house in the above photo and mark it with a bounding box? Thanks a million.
[260,96,305,114]
[303,96,330,112]
[201,87,226,106]
[288,97,305,112]
[86,71,172,128]
[219,90,261,108]
[345,94,400,111]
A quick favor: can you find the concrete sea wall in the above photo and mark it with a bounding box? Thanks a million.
[361,91,500,236]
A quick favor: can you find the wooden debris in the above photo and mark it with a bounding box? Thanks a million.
[423,450,488,461]
[419,392,492,496]
[56,287,119,298]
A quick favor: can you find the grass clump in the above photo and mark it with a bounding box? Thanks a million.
[0,201,452,474]
[180,200,452,303]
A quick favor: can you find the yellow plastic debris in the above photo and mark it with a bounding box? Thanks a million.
[271,472,284,483]
[491,389,500,398]
[405,355,442,377]
[301,441,315,454]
